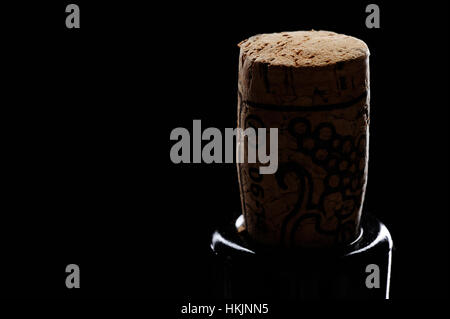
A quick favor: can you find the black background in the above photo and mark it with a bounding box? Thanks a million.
[1,0,448,302]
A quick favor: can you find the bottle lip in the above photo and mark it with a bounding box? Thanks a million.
[210,212,393,260]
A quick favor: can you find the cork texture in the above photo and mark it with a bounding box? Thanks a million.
[237,30,370,248]
[238,31,369,108]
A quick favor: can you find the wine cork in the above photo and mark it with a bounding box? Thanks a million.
[237,30,370,248]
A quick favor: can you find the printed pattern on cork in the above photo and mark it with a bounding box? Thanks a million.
[237,31,370,248]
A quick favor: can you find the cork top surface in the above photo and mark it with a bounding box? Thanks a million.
[238,30,369,68]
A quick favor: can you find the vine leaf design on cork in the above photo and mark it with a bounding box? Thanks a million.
[281,116,367,246]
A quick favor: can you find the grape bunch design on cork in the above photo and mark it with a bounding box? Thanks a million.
[237,30,370,248]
